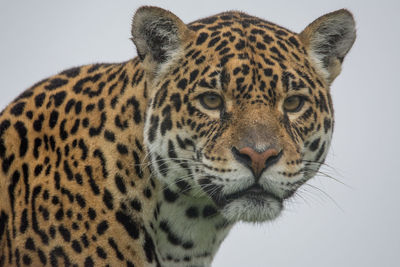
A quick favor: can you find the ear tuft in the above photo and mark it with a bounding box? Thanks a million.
[300,9,356,84]
[131,6,192,74]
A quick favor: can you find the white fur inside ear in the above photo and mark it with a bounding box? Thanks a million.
[131,6,189,79]
[303,10,356,83]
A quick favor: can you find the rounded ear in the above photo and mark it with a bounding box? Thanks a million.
[131,6,194,78]
[299,9,356,84]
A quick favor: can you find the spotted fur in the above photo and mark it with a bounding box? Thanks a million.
[0,6,355,267]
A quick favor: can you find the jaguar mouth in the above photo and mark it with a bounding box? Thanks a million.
[212,184,283,207]
[225,184,281,201]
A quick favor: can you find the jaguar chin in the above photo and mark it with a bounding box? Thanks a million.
[205,184,284,222]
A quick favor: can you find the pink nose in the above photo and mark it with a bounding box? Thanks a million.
[233,147,282,178]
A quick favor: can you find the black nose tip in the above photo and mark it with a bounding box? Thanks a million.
[232,146,283,178]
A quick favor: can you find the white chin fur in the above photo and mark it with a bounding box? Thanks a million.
[220,196,283,223]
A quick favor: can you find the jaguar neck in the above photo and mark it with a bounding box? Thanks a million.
[149,185,233,267]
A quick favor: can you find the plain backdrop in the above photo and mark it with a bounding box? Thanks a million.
[0,1,399,266]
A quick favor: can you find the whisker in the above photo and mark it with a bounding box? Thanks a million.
[304,183,344,212]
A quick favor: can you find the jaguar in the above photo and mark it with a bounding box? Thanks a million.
[0,6,356,266]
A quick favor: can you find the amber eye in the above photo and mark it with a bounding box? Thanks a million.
[283,95,304,112]
[199,93,223,110]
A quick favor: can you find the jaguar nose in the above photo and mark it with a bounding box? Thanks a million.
[232,146,283,179]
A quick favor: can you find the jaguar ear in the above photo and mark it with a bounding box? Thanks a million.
[131,6,193,78]
[299,9,356,84]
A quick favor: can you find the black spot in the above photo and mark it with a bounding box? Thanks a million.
[70,119,80,134]
[19,209,28,234]
[88,208,97,220]
[203,205,217,218]
[58,225,71,242]
[103,189,114,210]
[25,111,33,119]
[288,36,300,48]
[98,98,105,110]
[264,68,273,77]
[96,247,107,259]
[208,36,221,47]
[45,78,69,91]
[94,149,108,179]
[143,187,152,198]
[73,74,101,94]
[116,211,140,239]
[97,221,109,235]
[25,237,35,250]
[22,254,31,265]
[61,66,81,77]
[324,118,332,133]
[55,208,64,221]
[185,207,199,218]
[49,110,59,128]
[163,188,179,203]
[75,194,86,208]
[59,119,68,140]
[65,99,75,114]
[117,144,129,155]
[37,249,47,265]
[14,121,28,157]
[75,101,82,114]
[78,139,88,160]
[159,220,182,246]
[148,115,159,143]
[115,175,127,194]
[34,93,46,107]
[86,104,95,112]
[126,96,142,124]
[309,138,321,152]
[53,91,67,107]
[33,114,44,132]
[132,150,143,179]
[2,154,15,174]
[130,198,142,212]
[177,78,188,90]
[15,90,34,101]
[143,228,156,263]
[84,256,94,267]
[34,164,43,176]
[63,160,73,181]
[182,241,194,249]
[85,165,100,195]
[10,102,25,116]
[104,130,115,142]
[81,234,89,248]
[189,70,199,84]
[71,240,82,253]
[235,39,245,50]
[108,238,124,260]
[196,32,209,45]
[190,24,205,31]
[176,180,191,192]
[160,106,172,135]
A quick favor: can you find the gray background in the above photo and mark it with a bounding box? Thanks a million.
[0,0,399,266]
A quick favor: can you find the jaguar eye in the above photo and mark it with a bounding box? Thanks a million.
[199,93,223,110]
[283,95,304,112]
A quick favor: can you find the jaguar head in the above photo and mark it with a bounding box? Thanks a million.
[133,6,356,222]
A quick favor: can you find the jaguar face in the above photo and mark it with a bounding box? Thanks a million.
[136,8,355,222]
